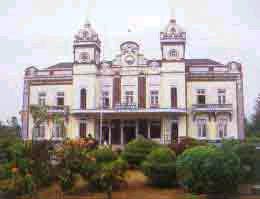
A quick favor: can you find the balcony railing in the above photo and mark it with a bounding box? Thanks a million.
[114,103,138,110]
[192,104,232,112]
[47,105,70,113]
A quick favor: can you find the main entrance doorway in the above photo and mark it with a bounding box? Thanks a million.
[171,122,178,142]
[124,121,136,143]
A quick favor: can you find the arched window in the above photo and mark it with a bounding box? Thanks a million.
[217,118,228,138]
[80,88,87,110]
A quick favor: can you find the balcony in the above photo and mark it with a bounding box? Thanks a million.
[114,103,138,110]
[47,105,70,114]
[71,103,187,117]
[191,104,233,121]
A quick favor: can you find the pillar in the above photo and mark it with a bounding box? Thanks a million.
[109,121,112,145]
[148,121,151,139]
[135,120,139,138]
[120,120,124,145]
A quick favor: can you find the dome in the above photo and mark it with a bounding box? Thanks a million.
[161,18,186,41]
[74,20,100,44]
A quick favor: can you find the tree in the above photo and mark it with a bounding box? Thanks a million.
[30,105,48,139]
[250,93,260,136]
[51,113,66,139]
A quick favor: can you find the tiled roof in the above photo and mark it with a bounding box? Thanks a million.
[47,62,73,69]
[185,59,224,66]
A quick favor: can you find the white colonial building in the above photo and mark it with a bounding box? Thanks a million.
[20,17,245,144]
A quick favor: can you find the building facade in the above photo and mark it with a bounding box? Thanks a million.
[20,17,245,144]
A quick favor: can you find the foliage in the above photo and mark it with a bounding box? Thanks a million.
[247,93,260,137]
[90,147,116,163]
[245,136,260,144]
[54,138,98,191]
[234,143,258,183]
[176,146,240,194]
[221,139,241,151]
[30,105,48,128]
[122,136,159,167]
[168,137,207,155]
[222,139,259,183]
[0,138,54,196]
[87,157,128,199]
[142,147,177,187]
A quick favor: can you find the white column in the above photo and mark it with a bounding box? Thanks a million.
[148,121,151,139]
[109,121,112,145]
[120,120,124,145]
[135,120,139,138]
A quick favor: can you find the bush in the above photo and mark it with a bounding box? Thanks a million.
[56,140,96,191]
[222,140,259,184]
[90,147,116,163]
[168,137,206,155]
[88,157,128,191]
[122,137,159,167]
[176,146,240,194]
[142,147,177,187]
[234,143,258,183]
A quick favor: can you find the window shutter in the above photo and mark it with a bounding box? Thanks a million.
[113,77,121,107]
[138,76,146,108]
[171,87,177,108]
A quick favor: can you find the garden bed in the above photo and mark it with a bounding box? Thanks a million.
[2,170,260,199]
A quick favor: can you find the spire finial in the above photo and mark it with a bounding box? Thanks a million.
[84,0,96,26]
[168,0,176,21]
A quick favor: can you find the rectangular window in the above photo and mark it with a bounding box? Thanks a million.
[35,123,46,138]
[197,89,206,104]
[102,91,110,108]
[150,90,159,108]
[218,89,226,104]
[217,119,228,138]
[125,91,134,105]
[53,123,64,138]
[171,87,177,108]
[197,119,207,138]
[38,92,46,106]
[79,120,87,138]
[57,92,64,106]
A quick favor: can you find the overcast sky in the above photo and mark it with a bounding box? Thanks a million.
[0,0,260,122]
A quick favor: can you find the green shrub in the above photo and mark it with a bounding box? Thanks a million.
[168,137,207,155]
[58,169,75,191]
[221,139,259,184]
[176,146,240,194]
[90,147,116,163]
[142,147,177,187]
[87,157,128,198]
[233,142,258,183]
[245,136,260,144]
[122,137,159,166]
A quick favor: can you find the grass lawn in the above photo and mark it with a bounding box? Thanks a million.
[1,170,259,199]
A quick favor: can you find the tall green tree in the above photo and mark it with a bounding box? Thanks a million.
[250,93,260,136]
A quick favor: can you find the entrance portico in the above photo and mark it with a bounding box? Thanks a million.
[97,119,161,145]
[72,107,186,145]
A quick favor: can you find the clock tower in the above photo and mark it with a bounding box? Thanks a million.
[160,18,186,61]
[73,20,101,65]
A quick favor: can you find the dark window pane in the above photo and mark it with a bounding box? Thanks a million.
[150,121,161,139]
